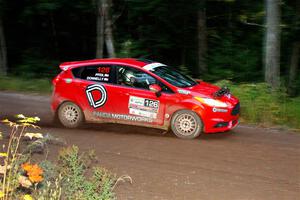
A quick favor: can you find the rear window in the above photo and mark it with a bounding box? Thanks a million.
[72,65,116,84]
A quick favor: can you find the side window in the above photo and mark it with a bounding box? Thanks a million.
[72,65,116,84]
[116,66,174,93]
[158,82,174,94]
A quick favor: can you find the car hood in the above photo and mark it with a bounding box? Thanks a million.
[185,81,220,98]
[178,81,239,105]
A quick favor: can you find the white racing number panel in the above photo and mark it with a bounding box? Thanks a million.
[129,96,160,119]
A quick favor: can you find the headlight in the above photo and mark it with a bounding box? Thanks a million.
[194,97,228,108]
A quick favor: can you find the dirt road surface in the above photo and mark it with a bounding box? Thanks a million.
[0,91,299,200]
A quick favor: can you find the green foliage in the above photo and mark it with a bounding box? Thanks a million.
[1,0,299,92]
[216,80,300,129]
[82,168,116,200]
[0,115,42,200]
[34,145,117,200]
[207,37,262,81]
[58,146,86,199]
[58,146,116,200]
[39,160,59,183]
[15,48,60,78]
[115,0,199,66]
[0,76,51,93]
[0,116,121,199]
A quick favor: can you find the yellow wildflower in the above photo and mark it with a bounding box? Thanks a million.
[0,191,4,198]
[0,152,7,157]
[1,119,16,127]
[16,114,26,119]
[1,119,10,123]
[23,194,34,200]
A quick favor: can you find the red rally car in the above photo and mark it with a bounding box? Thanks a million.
[51,58,240,139]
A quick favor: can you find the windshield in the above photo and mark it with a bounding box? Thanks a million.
[148,66,198,88]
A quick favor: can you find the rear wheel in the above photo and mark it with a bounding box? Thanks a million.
[171,110,202,139]
[58,102,83,128]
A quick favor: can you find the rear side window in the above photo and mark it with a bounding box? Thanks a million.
[72,65,116,84]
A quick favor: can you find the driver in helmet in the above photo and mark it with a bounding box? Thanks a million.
[120,69,137,86]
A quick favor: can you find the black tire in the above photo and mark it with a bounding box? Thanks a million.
[171,110,203,139]
[58,102,84,128]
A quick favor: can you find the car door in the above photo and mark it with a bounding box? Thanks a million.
[110,65,172,126]
[71,64,118,121]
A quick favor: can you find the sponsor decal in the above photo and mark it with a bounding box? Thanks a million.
[129,96,159,119]
[86,66,111,82]
[97,67,110,74]
[64,78,72,83]
[93,111,153,123]
[212,107,228,113]
[85,84,107,108]
[177,89,190,95]
[87,76,109,82]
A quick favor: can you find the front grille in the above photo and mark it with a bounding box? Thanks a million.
[214,122,229,128]
[231,103,240,116]
[232,120,238,126]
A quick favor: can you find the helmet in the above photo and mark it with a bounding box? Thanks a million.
[122,69,136,86]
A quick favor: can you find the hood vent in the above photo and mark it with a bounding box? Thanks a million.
[213,86,230,98]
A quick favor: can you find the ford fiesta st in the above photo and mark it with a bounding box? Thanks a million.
[51,58,240,139]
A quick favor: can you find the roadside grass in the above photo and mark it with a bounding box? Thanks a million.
[216,80,300,130]
[0,76,52,93]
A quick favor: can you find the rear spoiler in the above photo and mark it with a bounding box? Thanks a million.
[59,64,71,71]
[213,86,230,98]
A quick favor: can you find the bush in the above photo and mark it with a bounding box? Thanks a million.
[0,115,130,200]
[58,146,116,200]
[216,80,300,129]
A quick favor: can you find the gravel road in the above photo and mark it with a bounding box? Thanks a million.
[0,91,299,200]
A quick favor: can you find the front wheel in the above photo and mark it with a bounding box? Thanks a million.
[171,110,203,139]
[58,102,84,128]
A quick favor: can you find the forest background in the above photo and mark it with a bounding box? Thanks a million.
[0,0,299,128]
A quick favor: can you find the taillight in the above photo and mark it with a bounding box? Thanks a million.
[52,76,61,86]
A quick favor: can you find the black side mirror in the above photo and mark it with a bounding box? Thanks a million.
[149,84,162,97]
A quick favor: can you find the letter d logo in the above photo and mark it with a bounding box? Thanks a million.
[85,84,107,108]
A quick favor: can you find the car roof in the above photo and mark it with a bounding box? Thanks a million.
[59,58,153,71]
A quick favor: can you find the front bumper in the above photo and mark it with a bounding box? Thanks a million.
[197,102,240,133]
[204,118,239,133]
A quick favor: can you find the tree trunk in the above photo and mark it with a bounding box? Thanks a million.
[103,0,116,58]
[197,1,207,76]
[96,0,104,58]
[0,15,7,76]
[287,0,300,96]
[264,0,281,89]
[287,42,300,96]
